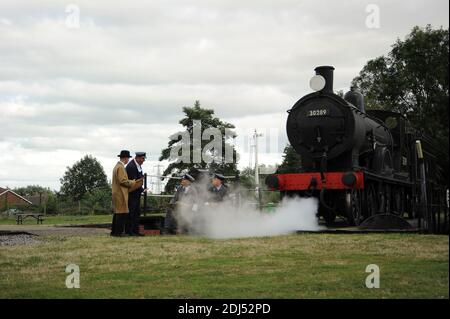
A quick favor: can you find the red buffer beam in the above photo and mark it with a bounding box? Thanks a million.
[270,172,365,191]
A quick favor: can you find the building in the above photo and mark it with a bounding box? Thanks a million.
[0,187,33,210]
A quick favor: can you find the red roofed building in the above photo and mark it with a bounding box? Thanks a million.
[0,187,33,210]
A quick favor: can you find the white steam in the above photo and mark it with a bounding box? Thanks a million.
[175,195,320,239]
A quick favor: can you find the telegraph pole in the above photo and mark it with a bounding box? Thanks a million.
[416,140,430,232]
[253,129,263,209]
[154,163,164,194]
[253,129,263,186]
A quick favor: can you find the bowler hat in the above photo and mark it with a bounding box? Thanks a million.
[117,150,132,158]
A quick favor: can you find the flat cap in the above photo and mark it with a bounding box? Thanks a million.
[182,173,195,182]
[135,152,146,158]
[213,173,225,181]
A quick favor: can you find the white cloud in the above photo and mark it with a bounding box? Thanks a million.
[0,0,448,190]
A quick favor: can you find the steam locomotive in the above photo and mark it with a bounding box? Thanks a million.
[266,66,443,225]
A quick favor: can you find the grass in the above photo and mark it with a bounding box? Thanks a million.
[0,233,448,298]
[0,214,113,226]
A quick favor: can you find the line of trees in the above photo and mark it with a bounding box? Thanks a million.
[10,155,112,215]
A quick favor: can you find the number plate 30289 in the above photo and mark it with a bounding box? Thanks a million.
[307,109,329,117]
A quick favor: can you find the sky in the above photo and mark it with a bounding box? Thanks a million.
[0,0,448,191]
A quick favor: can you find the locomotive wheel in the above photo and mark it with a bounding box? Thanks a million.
[345,189,362,226]
[365,183,378,217]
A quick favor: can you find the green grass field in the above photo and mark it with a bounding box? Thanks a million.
[0,233,448,298]
[0,214,112,226]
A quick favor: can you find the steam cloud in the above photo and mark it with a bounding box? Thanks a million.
[176,195,320,239]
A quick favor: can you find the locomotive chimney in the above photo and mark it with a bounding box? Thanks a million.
[314,66,335,94]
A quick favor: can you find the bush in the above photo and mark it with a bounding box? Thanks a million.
[81,187,112,215]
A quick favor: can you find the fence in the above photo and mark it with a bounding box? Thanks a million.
[141,186,280,217]
[416,185,449,234]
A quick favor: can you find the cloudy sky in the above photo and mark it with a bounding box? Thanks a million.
[0,0,448,191]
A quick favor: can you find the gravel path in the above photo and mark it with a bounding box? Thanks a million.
[0,225,110,237]
[0,225,111,246]
[0,234,41,246]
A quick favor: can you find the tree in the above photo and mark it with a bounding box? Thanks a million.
[60,155,110,200]
[277,144,302,173]
[352,25,449,178]
[239,167,255,189]
[159,100,239,192]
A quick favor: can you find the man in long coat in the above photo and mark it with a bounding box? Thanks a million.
[111,150,142,237]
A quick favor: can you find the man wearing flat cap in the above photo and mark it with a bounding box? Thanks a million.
[164,173,199,234]
[125,152,147,236]
[207,173,228,203]
[111,150,143,237]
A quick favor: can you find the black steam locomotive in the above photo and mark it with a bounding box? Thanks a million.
[266,66,443,225]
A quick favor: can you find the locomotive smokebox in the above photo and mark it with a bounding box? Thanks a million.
[314,66,335,94]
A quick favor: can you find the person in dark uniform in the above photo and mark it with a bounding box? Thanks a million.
[163,173,198,234]
[207,173,228,203]
[125,152,147,236]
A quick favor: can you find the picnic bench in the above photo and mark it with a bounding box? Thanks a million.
[16,213,44,225]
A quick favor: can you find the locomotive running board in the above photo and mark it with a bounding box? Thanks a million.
[358,213,413,230]
[363,170,414,187]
